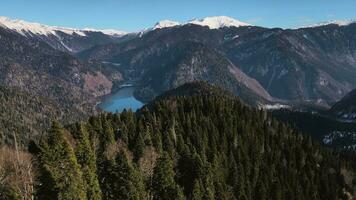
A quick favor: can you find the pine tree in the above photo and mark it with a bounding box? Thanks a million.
[36,122,86,200]
[133,131,145,162]
[152,152,185,200]
[109,152,147,200]
[71,123,102,200]
[191,179,203,200]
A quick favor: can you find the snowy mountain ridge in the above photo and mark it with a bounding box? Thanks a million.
[303,19,356,28]
[0,16,250,37]
[152,16,251,30]
[0,16,127,37]
[188,16,251,29]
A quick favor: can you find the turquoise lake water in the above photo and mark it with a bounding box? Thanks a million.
[99,87,144,113]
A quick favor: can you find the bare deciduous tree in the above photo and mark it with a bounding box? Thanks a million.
[0,144,35,200]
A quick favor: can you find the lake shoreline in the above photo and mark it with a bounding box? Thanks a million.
[98,86,144,113]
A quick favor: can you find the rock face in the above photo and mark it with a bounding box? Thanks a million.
[79,22,356,106]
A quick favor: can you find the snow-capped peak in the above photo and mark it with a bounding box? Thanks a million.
[188,16,250,29]
[303,20,356,28]
[0,16,127,37]
[0,16,60,36]
[154,20,181,29]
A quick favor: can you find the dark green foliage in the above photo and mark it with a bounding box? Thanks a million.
[272,109,356,144]
[156,81,234,101]
[152,152,185,200]
[102,152,147,200]
[191,179,204,200]
[70,123,102,200]
[36,122,86,200]
[33,95,355,199]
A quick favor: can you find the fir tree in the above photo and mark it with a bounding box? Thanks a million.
[37,122,86,200]
[152,152,184,200]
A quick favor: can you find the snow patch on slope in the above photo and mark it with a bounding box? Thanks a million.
[260,104,290,110]
[82,28,127,36]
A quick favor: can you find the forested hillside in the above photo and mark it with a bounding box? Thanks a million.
[2,92,355,199]
[0,86,67,146]
[331,89,356,120]
[0,25,123,146]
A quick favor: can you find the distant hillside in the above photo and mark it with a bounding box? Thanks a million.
[0,86,76,146]
[271,109,356,148]
[330,89,356,120]
[155,81,234,100]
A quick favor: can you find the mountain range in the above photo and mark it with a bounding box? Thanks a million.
[2,15,356,144]
[77,16,356,106]
[1,15,356,199]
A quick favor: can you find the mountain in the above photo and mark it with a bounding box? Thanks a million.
[0,16,130,53]
[304,19,356,28]
[80,17,356,107]
[131,41,271,105]
[0,21,124,145]
[0,24,118,105]
[79,22,272,105]
[330,89,356,120]
[188,16,250,29]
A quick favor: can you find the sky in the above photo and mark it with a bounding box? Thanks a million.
[1,0,356,32]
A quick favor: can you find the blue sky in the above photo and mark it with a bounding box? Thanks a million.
[1,0,355,31]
